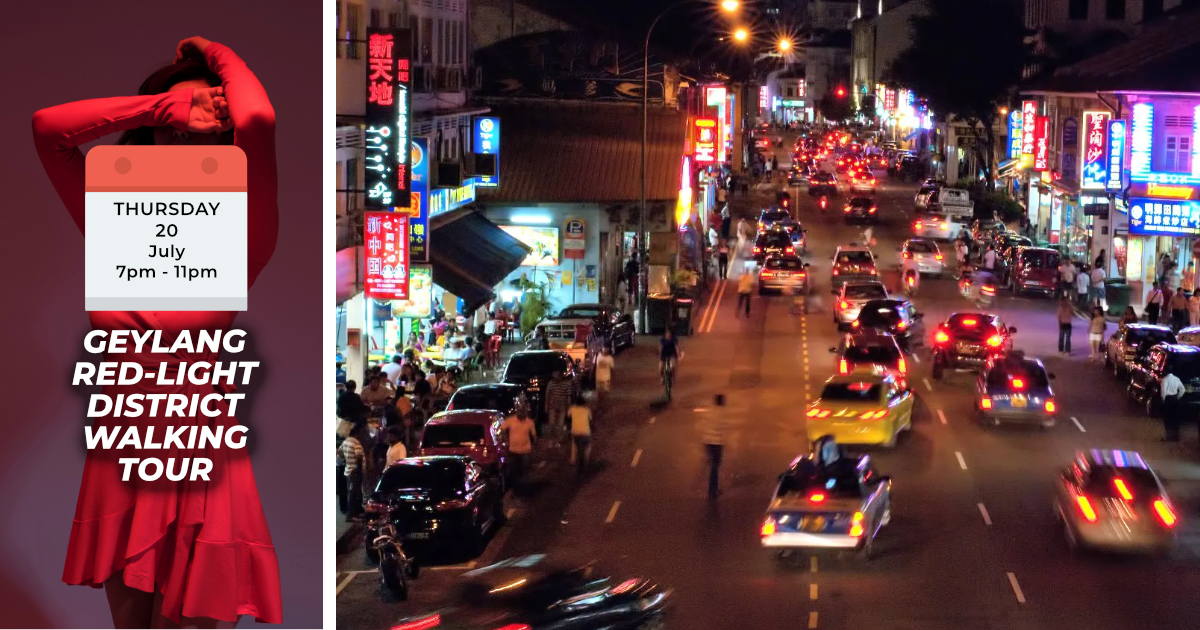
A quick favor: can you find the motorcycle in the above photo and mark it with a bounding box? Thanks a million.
[819,196,829,212]
[903,270,919,297]
[372,521,418,599]
[977,281,997,309]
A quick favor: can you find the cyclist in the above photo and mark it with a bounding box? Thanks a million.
[660,329,683,383]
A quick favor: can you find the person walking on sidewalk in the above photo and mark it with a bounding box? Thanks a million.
[1161,366,1186,442]
[568,395,593,476]
[1089,307,1107,361]
[1057,298,1074,355]
[1076,265,1090,310]
[717,239,730,279]
[545,370,573,440]
[1090,264,1108,309]
[501,407,536,489]
[737,271,755,316]
[1146,281,1165,325]
[701,394,732,499]
[595,347,614,394]
[339,425,369,519]
[1170,289,1189,331]
[1057,259,1076,300]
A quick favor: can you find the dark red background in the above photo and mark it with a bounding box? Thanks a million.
[0,1,323,626]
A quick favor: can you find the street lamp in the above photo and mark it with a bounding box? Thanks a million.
[778,37,792,52]
[732,27,749,42]
[640,0,737,334]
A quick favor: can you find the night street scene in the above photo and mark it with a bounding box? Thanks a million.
[334,1,1200,628]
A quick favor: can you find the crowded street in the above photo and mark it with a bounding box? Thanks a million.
[337,131,1200,630]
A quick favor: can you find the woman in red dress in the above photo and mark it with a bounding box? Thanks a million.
[33,37,281,628]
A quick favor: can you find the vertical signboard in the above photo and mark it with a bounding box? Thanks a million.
[759,85,767,110]
[1061,116,1078,181]
[1130,102,1153,180]
[705,86,727,107]
[472,116,500,187]
[364,28,413,210]
[1020,100,1038,157]
[363,211,410,300]
[563,218,586,259]
[1081,111,1111,190]
[693,118,717,163]
[1033,116,1050,171]
[1007,110,1023,159]
[407,138,429,262]
[1106,119,1127,193]
[797,80,806,98]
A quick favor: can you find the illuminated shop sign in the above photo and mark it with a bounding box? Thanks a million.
[364,28,413,210]
[429,178,477,217]
[883,88,896,112]
[676,156,693,230]
[1106,119,1126,193]
[1129,198,1200,237]
[759,86,768,110]
[1020,101,1037,156]
[1033,116,1050,171]
[472,116,500,188]
[693,118,717,163]
[407,139,429,262]
[706,86,727,107]
[797,80,806,98]
[1007,110,1023,159]
[1130,102,1200,185]
[364,211,410,299]
[1081,111,1111,190]
[781,100,805,107]
[1129,182,1200,200]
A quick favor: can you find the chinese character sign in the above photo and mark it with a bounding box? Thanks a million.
[473,117,499,155]
[1033,116,1050,171]
[1081,111,1111,190]
[1128,199,1200,237]
[693,118,717,163]
[363,211,410,299]
[1021,101,1037,156]
[1007,110,1023,159]
[797,80,806,98]
[364,28,413,210]
[1106,119,1126,192]
[759,86,767,110]
[882,88,896,112]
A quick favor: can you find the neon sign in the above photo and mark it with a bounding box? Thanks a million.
[883,88,896,112]
[364,28,413,210]
[407,139,429,262]
[1128,198,1200,237]
[1081,111,1111,190]
[693,118,717,163]
[706,86,726,107]
[364,211,410,299]
[1142,183,1198,200]
[1106,119,1126,193]
[676,156,693,230]
[1007,110,1023,159]
[1021,101,1037,156]
[759,86,768,110]
[1033,116,1049,171]
[1129,102,1200,185]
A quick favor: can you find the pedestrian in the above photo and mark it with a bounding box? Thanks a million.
[737,271,755,317]
[501,406,537,489]
[384,425,407,467]
[717,239,730,279]
[568,395,593,476]
[1161,365,1186,442]
[337,379,369,427]
[716,183,728,209]
[1090,263,1107,309]
[771,155,779,174]
[1170,289,1189,331]
[1057,298,1074,355]
[983,245,997,271]
[1146,281,1165,325]
[1190,291,1200,327]
[1119,306,1139,329]
[545,369,573,439]
[340,425,369,519]
[700,394,732,499]
[1057,259,1076,300]
[720,204,731,239]
[1184,261,1196,294]
[1089,306,1107,361]
[595,346,615,393]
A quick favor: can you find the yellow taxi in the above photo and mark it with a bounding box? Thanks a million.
[805,367,915,448]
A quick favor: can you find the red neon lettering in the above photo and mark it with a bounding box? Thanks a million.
[368,82,394,105]
[368,33,394,59]
[368,57,393,81]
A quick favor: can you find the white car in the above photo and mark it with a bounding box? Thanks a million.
[831,244,880,290]
[913,185,937,211]
[834,281,889,329]
[911,213,965,241]
[900,238,946,276]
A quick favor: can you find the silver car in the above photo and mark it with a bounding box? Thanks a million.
[911,213,965,241]
[1054,450,1178,553]
[834,281,888,329]
[900,238,946,276]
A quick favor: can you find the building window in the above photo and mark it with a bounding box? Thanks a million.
[388,11,402,28]
[1163,136,1192,173]
[438,18,445,64]
[1106,0,1126,19]
[1068,0,1088,19]
[786,87,795,97]
[409,15,419,58]
[422,17,433,63]
[460,21,467,64]
[369,8,379,27]
[346,3,361,59]
[346,157,359,212]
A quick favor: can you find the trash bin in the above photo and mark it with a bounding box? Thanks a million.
[646,295,672,335]
[1105,281,1130,316]
[672,296,695,336]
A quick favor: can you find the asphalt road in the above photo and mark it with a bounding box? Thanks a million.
[337,134,1200,630]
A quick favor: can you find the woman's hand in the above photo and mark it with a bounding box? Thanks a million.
[175,37,214,62]
[189,86,233,134]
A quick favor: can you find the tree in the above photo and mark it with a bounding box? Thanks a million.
[887,0,1031,191]
[817,93,853,123]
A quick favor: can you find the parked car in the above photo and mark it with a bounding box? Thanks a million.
[533,303,634,357]
[1008,247,1061,296]
[502,350,579,421]
[446,382,528,416]
[1127,343,1200,416]
[417,410,510,485]
[1105,324,1176,379]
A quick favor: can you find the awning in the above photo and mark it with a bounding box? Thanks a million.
[997,158,1019,178]
[430,210,530,312]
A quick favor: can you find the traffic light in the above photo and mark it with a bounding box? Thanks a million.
[835,86,847,98]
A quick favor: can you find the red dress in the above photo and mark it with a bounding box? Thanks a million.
[33,43,282,624]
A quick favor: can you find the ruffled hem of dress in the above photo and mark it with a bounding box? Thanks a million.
[61,503,282,624]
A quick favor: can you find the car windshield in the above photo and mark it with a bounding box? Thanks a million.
[908,241,938,254]
[449,389,513,412]
[1168,352,1200,379]
[837,251,873,265]
[820,381,882,401]
[845,284,887,299]
[376,461,463,493]
[505,354,567,379]
[1020,250,1059,269]
[767,258,804,270]
[813,173,834,182]
[845,344,900,364]
[760,233,792,247]
[986,365,1050,390]
[1127,329,1176,346]
[858,302,902,327]
[1083,467,1161,502]
[422,424,486,449]
[777,461,862,499]
[558,306,602,318]
[762,211,790,222]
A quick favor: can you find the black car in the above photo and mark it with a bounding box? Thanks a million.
[932,313,1016,379]
[758,208,792,231]
[446,382,528,416]
[1127,343,1200,415]
[843,196,878,224]
[753,231,795,263]
[553,303,636,353]
[390,556,671,630]
[502,350,578,421]
[808,172,838,196]
[365,456,505,557]
[975,352,1057,427]
[852,299,925,351]
[832,330,908,380]
[1106,324,1177,378]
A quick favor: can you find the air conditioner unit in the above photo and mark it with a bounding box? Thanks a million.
[470,154,497,179]
[435,162,463,188]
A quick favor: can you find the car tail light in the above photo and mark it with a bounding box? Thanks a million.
[760,270,775,278]
[839,300,850,309]
[761,517,777,537]
[980,397,992,410]
[962,318,978,326]
[869,206,877,214]
[858,409,888,420]
[491,626,532,630]
[838,358,850,374]
[935,329,950,344]
[986,334,1003,348]
[434,499,471,511]
[1075,495,1098,523]
[896,320,908,330]
[914,221,923,230]
[786,246,795,254]
[753,246,762,254]
[850,321,861,329]
[903,251,911,259]
[1153,499,1178,528]
[849,512,866,537]
[833,268,840,275]
[844,206,852,213]
[1113,478,1134,501]
[1011,377,1025,389]
[935,253,944,261]
[393,616,441,630]
[982,284,996,297]
[1044,400,1057,413]
[898,357,907,373]
[365,499,390,514]
[809,493,826,503]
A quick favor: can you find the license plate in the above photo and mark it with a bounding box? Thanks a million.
[406,532,430,540]
[801,515,827,532]
[1011,396,1027,407]
[956,342,977,354]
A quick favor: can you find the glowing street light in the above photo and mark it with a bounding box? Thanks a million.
[778,38,792,52]
[733,27,749,42]
[720,0,739,12]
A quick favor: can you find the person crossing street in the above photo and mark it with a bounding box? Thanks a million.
[700,394,732,499]
[737,271,755,317]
